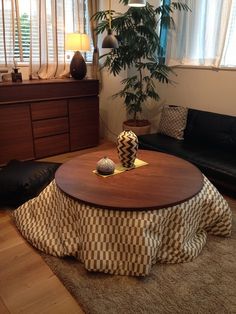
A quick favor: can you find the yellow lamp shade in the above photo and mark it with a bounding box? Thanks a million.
[65,33,90,52]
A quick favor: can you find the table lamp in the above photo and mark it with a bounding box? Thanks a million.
[102,0,119,49]
[65,33,90,80]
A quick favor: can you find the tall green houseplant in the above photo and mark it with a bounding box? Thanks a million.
[93,0,189,129]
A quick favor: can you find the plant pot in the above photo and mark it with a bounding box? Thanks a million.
[123,120,151,136]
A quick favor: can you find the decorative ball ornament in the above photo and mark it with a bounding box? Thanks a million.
[117,130,138,168]
[96,157,115,175]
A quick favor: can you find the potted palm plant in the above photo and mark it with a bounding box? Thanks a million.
[93,0,189,135]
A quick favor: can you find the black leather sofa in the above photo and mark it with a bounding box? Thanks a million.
[138,108,236,195]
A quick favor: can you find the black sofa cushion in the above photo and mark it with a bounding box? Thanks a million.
[138,133,202,161]
[184,109,236,151]
[0,160,60,207]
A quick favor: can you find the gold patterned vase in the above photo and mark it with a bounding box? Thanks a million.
[117,130,138,168]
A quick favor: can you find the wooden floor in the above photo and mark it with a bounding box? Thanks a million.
[0,141,115,314]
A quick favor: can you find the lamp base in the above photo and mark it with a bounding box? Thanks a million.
[70,51,87,80]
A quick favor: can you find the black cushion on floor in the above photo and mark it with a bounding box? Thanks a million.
[0,160,60,207]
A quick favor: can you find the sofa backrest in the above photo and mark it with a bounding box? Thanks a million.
[184,108,236,150]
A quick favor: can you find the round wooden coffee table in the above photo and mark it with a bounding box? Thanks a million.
[55,149,203,210]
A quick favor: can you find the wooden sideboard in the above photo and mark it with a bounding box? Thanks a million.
[0,79,99,165]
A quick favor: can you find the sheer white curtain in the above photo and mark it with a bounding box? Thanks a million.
[0,0,19,67]
[166,0,233,68]
[221,1,236,67]
[30,0,86,79]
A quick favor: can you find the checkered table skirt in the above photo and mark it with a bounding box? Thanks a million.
[12,176,232,276]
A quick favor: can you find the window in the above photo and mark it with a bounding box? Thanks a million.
[166,0,236,68]
[0,0,92,68]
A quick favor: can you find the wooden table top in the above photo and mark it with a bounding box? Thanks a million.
[55,149,203,210]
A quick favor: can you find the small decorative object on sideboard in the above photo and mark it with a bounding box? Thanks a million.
[117,130,138,169]
[11,67,22,82]
[96,157,115,175]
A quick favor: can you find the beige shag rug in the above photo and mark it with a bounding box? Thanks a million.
[41,196,236,314]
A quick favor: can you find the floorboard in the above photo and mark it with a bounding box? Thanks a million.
[0,141,115,314]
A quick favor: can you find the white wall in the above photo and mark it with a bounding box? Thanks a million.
[100,65,236,141]
[98,1,127,142]
[157,67,236,116]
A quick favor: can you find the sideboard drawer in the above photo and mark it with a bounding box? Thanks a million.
[33,117,69,138]
[31,100,68,120]
[34,133,70,158]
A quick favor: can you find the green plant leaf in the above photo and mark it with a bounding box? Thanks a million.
[92,1,189,121]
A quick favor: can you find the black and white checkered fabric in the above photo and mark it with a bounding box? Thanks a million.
[159,105,188,140]
[12,176,232,276]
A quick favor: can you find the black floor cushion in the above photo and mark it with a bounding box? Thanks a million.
[0,160,60,207]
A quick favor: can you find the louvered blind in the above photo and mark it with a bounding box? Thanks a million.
[0,0,14,66]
